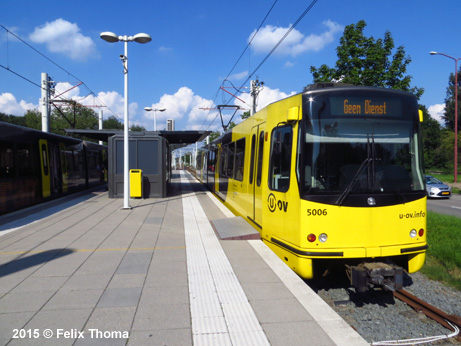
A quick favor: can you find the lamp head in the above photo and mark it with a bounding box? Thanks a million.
[100,32,119,43]
[430,51,438,55]
[133,33,152,44]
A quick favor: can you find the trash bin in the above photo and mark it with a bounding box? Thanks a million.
[130,169,143,198]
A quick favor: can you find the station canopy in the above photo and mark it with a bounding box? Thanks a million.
[64,129,210,146]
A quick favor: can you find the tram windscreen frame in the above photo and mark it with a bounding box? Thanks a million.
[297,88,425,203]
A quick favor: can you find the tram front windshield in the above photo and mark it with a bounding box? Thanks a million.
[298,90,425,201]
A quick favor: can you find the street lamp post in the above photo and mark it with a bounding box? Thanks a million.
[101,32,151,209]
[430,51,460,183]
[144,107,166,131]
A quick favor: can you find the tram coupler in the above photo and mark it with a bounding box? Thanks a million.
[348,262,403,293]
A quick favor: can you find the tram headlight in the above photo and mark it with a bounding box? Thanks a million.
[319,233,328,243]
[410,229,417,238]
[419,228,424,237]
[307,234,316,242]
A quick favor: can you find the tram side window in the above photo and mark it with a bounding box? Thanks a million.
[227,143,235,178]
[17,143,35,176]
[249,134,256,184]
[269,126,292,192]
[220,145,227,177]
[234,138,245,181]
[0,141,15,178]
[257,131,264,186]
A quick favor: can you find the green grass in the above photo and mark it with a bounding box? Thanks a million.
[421,211,461,290]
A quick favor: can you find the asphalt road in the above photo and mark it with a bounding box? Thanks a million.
[427,193,461,218]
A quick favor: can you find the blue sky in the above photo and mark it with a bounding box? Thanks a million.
[1,0,460,134]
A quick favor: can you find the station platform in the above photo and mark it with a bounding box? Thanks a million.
[0,171,368,346]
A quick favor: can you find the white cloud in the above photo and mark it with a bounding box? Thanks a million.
[52,83,136,122]
[29,18,96,61]
[249,20,342,57]
[0,93,37,116]
[143,87,216,130]
[227,71,248,81]
[428,104,445,125]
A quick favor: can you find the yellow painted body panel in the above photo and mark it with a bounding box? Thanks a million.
[209,91,426,280]
[38,139,50,198]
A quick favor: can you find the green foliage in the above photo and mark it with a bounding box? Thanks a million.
[309,20,423,99]
[50,105,99,136]
[442,67,461,132]
[241,111,251,120]
[208,130,221,142]
[103,115,123,130]
[130,124,146,132]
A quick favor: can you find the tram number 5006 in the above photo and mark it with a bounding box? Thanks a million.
[306,209,327,216]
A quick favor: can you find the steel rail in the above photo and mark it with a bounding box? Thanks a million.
[394,289,461,340]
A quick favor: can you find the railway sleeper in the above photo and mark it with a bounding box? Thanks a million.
[348,262,403,293]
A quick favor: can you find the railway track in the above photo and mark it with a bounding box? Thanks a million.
[392,289,461,342]
[311,271,461,345]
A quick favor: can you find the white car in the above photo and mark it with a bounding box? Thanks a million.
[425,175,452,198]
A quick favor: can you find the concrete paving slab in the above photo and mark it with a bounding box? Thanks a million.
[43,289,104,311]
[0,311,35,341]
[97,287,142,308]
[107,273,146,289]
[60,274,112,291]
[0,291,55,313]
[127,329,192,346]
[11,275,68,293]
[132,303,191,330]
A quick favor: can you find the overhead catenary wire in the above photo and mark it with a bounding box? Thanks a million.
[199,0,279,132]
[203,0,319,131]
[0,24,121,120]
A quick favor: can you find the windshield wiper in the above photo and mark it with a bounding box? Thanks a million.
[336,133,379,206]
[336,158,371,206]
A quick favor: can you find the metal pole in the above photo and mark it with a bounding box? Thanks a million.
[123,40,130,209]
[99,109,103,145]
[154,110,157,131]
[41,72,49,132]
[430,52,460,183]
[454,59,458,183]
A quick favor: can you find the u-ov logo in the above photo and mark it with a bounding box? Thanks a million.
[267,193,288,213]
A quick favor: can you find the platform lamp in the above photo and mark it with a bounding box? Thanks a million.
[100,32,151,209]
[430,51,460,183]
[144,107,166,131]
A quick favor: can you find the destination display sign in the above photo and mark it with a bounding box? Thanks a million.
[329,96,402,117]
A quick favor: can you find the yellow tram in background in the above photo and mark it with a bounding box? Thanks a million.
[197,84,427,292]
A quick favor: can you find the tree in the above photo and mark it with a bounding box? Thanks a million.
[442,67,461,132]
[208,130,221,142]
[24,109,41,130]
[130,124,146,132]
[419,105,443,169]
[103,115,124,130]
[241,111,251,120]
[309,20,423,99]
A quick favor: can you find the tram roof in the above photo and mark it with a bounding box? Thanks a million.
[64,129,210,145]
[0,121,81,145]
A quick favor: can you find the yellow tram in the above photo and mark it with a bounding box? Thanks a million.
[199,84,427,292]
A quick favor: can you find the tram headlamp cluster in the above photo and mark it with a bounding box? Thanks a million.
[410,229,425,238]
[319,233,328,243]
[307,233,328,243]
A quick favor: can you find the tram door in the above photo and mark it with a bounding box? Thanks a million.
[249,125,265,228]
